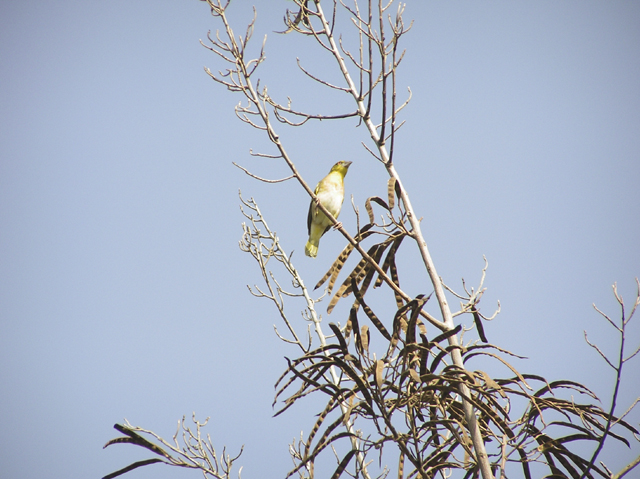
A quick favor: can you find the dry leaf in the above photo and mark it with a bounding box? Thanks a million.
[375,359,385,388]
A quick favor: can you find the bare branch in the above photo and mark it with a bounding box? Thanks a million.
[296,58,352,92]
[249,148,282,159]
[233,162,295,183]
[613,453,640,479]
[583,331,616,369]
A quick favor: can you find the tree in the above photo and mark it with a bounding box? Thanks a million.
[103,1,640,478]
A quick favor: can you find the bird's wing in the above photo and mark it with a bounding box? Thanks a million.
[307,182,321,235]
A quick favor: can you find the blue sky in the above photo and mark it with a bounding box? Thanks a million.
[1,1,639,478]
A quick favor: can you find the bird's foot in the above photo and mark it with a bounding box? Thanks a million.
[332,221,343,230]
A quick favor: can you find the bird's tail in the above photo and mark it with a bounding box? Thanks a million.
[305,239,319,258]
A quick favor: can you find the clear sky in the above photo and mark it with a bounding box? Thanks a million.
[1,1,639,478]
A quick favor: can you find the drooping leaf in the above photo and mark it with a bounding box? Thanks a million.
[405,294,430,345]
[388,249,404,309]
[304,396,337,461]
[364,196,391,225]
[387,177,396,209]
[102,459,165,479]
[329,322,349,352]
[374,234,405,288]
[375,359,385,388]
[327,243,386,313]
[315,244,355,292]
[330,449,356,479]
[350,277,391,341]
[358,325,370,355]
[430,325,462,347]
[476,370,506,398]
[314,226,375,292]
[104,424,172,459]
[472,306,488,342]
[392,300,416,337]
[364,197,375,223]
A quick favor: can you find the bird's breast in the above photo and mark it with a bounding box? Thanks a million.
[317,178,344,217]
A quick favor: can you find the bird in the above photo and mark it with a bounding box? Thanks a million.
[305,160,352,258]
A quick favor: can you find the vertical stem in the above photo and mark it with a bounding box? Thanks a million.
[313,3,494,478]
[579,286,628,479]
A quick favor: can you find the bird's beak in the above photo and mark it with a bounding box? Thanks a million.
[345,161,353,167]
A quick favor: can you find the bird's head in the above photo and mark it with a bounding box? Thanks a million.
[330,160,353,177]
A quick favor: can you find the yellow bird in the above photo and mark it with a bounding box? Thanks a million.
[305,160,352,258]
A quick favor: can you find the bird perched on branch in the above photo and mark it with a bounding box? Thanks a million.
[305,160,352,258]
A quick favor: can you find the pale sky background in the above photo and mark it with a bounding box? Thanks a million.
[1,1,639,478]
